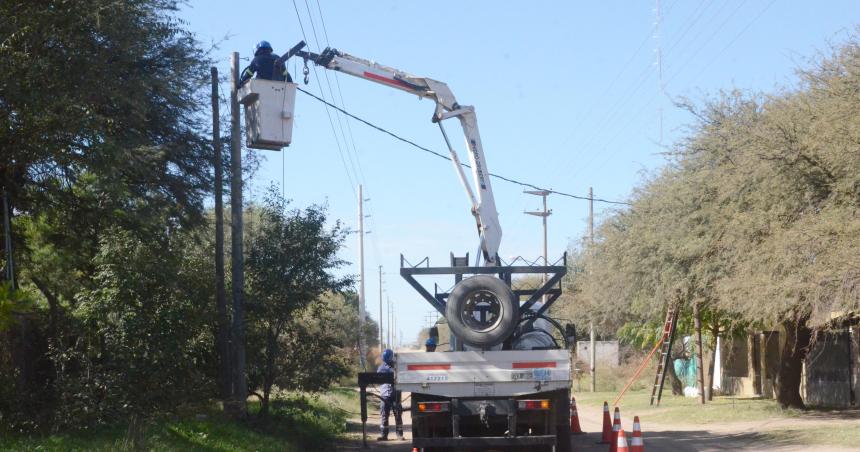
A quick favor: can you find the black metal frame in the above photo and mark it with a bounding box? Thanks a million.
[357,372,394,448]
[399,252,567,318]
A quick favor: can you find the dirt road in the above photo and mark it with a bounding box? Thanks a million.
[333,396,860,451]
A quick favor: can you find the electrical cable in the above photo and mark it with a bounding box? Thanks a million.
[311,0,383,266]
[291,0,358,196]
[296,87,631,206]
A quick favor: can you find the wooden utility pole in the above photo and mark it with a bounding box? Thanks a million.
[211,67,230,400]
[589,187,596,392]
[378,265,384,351]
[228,52,247,416]
[693,301,706,404]
[357,185,366,370]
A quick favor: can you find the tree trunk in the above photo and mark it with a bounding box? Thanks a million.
[260,325,278,418]
[30,276,60,347]
[706,318,719,401]
[693,302,706,404]
[776,315,811,409]
[666,354,684,395]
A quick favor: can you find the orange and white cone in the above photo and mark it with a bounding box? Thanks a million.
[609,407,621,452]
[615,427,630,452]
[570,396,584,434]
[599,401,613,443]
[631,416,644,452]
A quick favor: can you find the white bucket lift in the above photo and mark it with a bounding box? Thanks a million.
[238,79,297,150]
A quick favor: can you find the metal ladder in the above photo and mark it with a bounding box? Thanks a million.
[649,303,679,406]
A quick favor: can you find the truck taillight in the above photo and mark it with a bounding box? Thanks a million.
[517,399,550,410]
[417,401,450,413]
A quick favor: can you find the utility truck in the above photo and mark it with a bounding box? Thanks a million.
[243,41,575,451]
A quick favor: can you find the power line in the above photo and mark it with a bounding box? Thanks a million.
[310,0,385,269]
[290,0,358,196]
[296,86,631,206]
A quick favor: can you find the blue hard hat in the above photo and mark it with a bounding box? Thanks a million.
[382,348,394,364]
[425,337,437,346]
[256,40,272,52]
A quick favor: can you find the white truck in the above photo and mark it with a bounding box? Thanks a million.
[282,41,575,451]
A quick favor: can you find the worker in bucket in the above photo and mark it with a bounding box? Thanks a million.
[425,337,437,352]
[377,348,404,441]
[239,40,292,86]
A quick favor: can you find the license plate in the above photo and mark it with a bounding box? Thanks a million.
[474,382,495,396]
[511,371,533,381]
[533,368,551,381]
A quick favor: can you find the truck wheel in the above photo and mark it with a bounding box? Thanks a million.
[445,275,518,347]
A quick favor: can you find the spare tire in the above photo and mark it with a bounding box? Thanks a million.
[445,275,518,347]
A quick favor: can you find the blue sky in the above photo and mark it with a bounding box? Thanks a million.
[181,1,859,346]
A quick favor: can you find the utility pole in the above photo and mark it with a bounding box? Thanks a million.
[524,190,552,302]
[228,52,247,417]
[589,186,596,393]
[387,297,393,349]
[357,185,367,370]
[211,66,230,400]
[3,189,14,290]
[693,302,706,404]
[378,265,384,351]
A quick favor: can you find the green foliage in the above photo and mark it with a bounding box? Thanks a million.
[563,35,860,408]
[0,393,349,451]
[245,189,353,413]
[54,227,215,428]
[0,283,35,332]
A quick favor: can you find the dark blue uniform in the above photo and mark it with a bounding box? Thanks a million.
[239,52,291,86]
[377,362,403,439]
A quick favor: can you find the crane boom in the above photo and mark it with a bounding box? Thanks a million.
[293,44,502,266]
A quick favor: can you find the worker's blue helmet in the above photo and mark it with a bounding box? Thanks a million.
[255,40,273,55]
[425,337,437,346]
[382,348,394,364]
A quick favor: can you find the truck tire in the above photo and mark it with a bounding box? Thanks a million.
[445,275,518,347]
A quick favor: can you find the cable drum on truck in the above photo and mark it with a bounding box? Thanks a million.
[445,275,518,347]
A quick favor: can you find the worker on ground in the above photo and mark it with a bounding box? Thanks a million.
[239,40,292,86]
[425,337,437,352]
[377,348,404,441]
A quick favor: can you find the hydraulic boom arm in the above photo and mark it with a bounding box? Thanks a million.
[292,42,502,265]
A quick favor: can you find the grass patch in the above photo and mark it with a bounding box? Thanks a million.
[574,389,802,425]
[0,389,355,451]
[761,426,860,448]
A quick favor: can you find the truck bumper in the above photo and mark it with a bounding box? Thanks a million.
[414,434,556,447]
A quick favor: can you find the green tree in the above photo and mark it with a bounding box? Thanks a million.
[245,190,352,417]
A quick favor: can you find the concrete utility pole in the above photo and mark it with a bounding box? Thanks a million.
[589,187,596,393]
[387,297,393,349]
[211,66,230,400]
[229,53,247,416]
[693,302,706,404]
[524,190,552,302]
[378,265,384,352]
[357,185,367,370]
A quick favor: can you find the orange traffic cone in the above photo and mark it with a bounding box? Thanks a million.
[570,396,584,434]
[615,427,630,452]
[630,416,644,452]
[609,407,621,452]
[599,401,612,443]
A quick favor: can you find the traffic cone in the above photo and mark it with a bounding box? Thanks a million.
[610,407,621,452]
[630,416,644,452]
[615,427,630,452]
[569,396,584,434]
[599,401,612,443]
